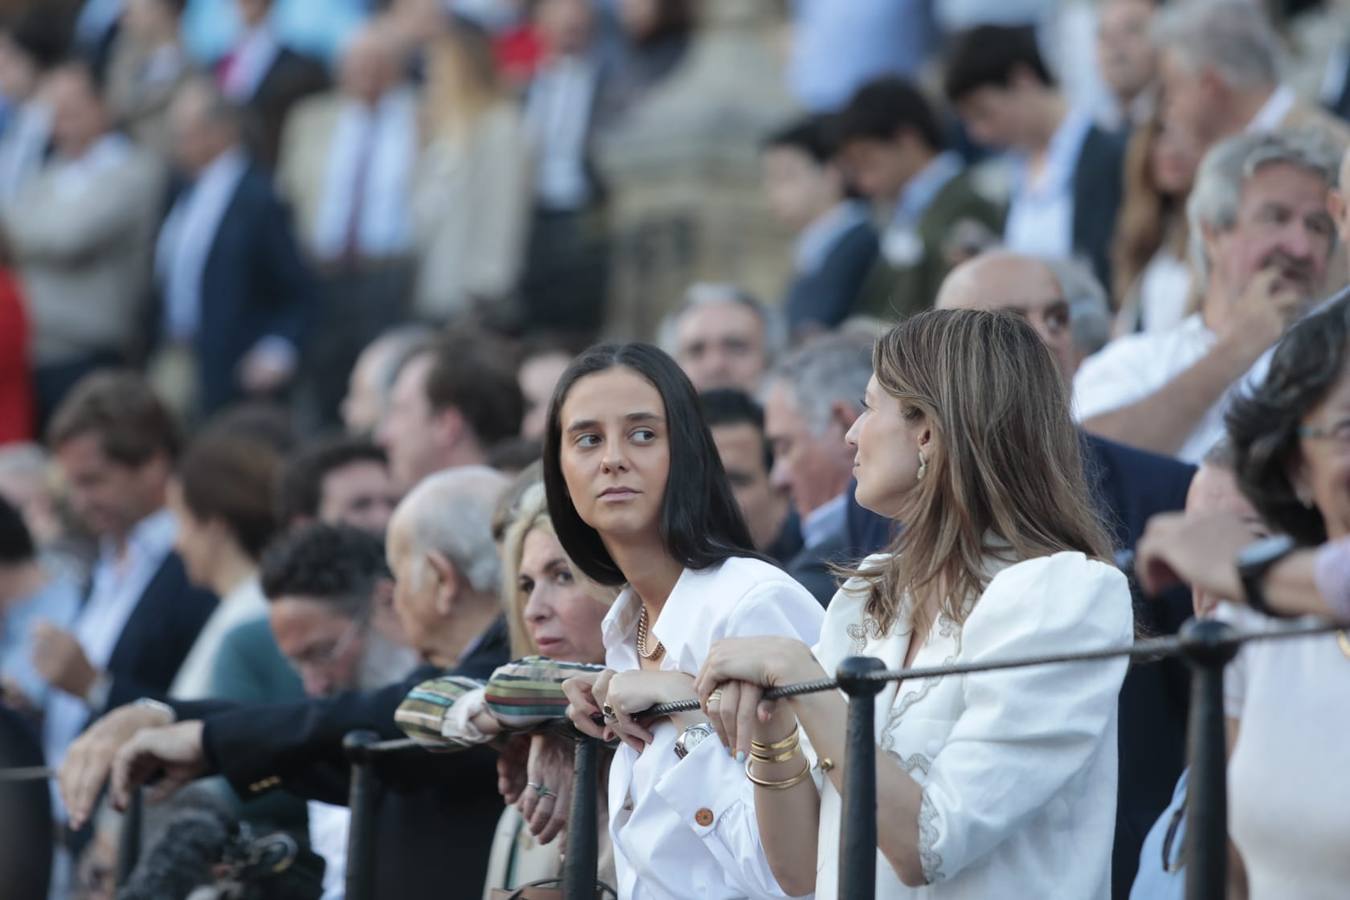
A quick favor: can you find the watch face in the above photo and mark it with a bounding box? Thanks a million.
[675,723,714,759]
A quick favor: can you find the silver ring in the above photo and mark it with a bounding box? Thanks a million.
[526,781,543,792]
[602,704,618,721]
[536,785,555,799]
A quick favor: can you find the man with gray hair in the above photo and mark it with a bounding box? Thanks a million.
[763,333,873,604]
[659,282,786,394]
[57,467,512,900]
[1074,127,1342,463]
[1153,0,1350,151]
[936,250,1111,383]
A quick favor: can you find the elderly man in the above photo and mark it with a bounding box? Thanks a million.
[763,334,874,604]
[660,283,782,394]
[376,330,524,493]
[58,467,511,900]
[1152,0,1350,153]
[1074,128,1342,463]
[936,249,1197,897]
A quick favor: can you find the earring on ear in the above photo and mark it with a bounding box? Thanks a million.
[916,447,928,482]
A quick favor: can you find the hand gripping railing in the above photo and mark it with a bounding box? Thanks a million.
[342,616,1346,900]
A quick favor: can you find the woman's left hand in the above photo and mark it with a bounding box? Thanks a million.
[517,734,574,844]
[694,637,821,759]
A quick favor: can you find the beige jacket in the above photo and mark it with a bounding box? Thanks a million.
[411,103,532,322]
[6,138,164,364]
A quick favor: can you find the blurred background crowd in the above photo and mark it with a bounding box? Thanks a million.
[2,0,1350,897]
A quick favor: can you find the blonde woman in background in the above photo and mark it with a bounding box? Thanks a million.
[411,15,531,323]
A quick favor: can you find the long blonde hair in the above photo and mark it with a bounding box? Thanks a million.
[852,310,1112,634]
[421,17,506,143]
[501,481,615,659]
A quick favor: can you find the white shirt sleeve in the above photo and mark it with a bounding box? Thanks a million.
[1072,334,1161,421]
[651,580,824,899]
[917,554,1133,884]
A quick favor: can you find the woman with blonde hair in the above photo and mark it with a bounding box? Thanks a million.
[695,309,1134,898]
[411,14,531,323]
[1110,116,1202,335]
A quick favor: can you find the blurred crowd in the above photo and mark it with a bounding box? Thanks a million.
[1,0,1350,898]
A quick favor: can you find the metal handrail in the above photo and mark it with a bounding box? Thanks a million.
[341,617,1348,900]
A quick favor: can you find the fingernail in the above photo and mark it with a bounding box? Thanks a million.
[735,750,746,763]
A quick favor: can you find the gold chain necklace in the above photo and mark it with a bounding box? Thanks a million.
[636,605,665,660]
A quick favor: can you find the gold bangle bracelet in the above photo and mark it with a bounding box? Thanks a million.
[745,757,813,790]
[750,729,799,755]
[749,746,801,764]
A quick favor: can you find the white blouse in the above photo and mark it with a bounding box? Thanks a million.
[808,551,1133,899]
[601,557,824,900]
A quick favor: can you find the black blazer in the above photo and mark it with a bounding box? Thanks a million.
[247,48,328,168]
[190,163,318,415]
[1071,124,1128,291]
[101,551,218,712]
[784,219,879,336]
[785,524,852,607]
[183,618,511,900]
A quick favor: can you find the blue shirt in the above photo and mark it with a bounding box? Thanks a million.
[0,570,80,709]
[1130,769,1188,900]
[1003,108,1093,260]
[788,0,935,112]
[182,0,368,64]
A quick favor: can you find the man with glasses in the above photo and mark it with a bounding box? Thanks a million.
[258,522,417,899]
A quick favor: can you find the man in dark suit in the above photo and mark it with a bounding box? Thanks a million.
[936,251,1195,899]
[154,76,318,418]
[60,467,513,900]
[945,24,1127,291]
[762,334,875,605]
[216,0,328,167]
[760,115,878,339]
[35,372,217,795]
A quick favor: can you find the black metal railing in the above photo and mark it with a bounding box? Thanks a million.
[342,615,1348,900]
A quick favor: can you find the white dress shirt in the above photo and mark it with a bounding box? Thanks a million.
[42,509,178,791]
[310,800,350,900]
[312,89,417,261]
[1072,313,1231,463]
[602,557,824,900]
[155,147,249,342]
[808,550,1132,899]
[1003,109,1093,262]
[527,55,598,212]
[170,576,266,700]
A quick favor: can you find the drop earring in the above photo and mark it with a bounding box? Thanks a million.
[916,447,928,482]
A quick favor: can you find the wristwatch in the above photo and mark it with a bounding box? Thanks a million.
[674,723,715,760]
[1236,534,1298,618]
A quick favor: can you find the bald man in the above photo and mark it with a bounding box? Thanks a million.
[936,250,1111,382]
[933,249,1196,895]
[59,467,511,900]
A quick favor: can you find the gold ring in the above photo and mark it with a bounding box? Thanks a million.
[707,688,724,709]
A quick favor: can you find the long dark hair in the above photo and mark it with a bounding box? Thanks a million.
[1227,291,1350,545]
[542,343,758,585]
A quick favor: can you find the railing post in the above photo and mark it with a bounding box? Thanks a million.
[344,730,380,900]
[115,786,143,886]
[836,656,887,900]
[562,736,600,900]
[1178,619,1238,900]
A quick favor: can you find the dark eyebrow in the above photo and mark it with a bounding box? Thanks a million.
[565,412,664,434]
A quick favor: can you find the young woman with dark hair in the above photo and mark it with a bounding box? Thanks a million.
[551,342,823,899]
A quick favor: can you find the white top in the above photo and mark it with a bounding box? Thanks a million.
[170,576,267,700]
[310,799,350,900]
[526,55,597,212]
[1223,609,1350,900]
[1136,250,1192,335]
[808,551,1132,899]
[601,556,824,900]
[1072,313,1232,463]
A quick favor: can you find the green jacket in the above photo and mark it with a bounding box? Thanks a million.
[854,171,1005,322]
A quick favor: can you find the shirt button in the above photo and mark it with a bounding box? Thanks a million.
[694,808,714,827]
